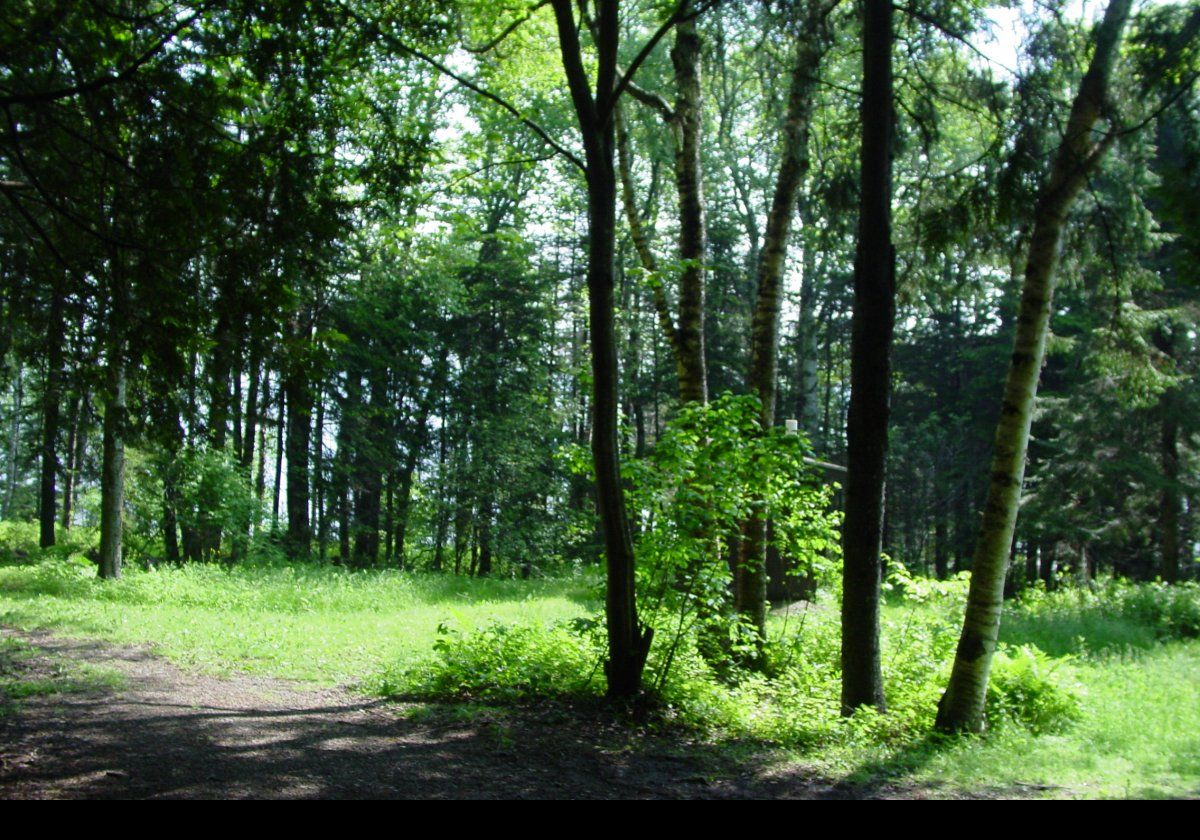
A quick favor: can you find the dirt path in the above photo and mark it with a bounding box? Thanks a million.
[2,627,908,799]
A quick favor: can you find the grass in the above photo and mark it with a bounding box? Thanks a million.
[1,522,1196,798]
[0,536,596,686]
[0,635,126,717]
[887,642,1200,798]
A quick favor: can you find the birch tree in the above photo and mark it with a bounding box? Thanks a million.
[935,0,1134,733]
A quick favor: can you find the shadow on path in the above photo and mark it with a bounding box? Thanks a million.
[1,628,868,799]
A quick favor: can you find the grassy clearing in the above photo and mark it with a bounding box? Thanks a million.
[0,528,596,686]
[905,641,1200,798]
[1,522,1196,798]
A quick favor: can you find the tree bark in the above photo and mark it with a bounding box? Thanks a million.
[613,7,708,405]
[3,366,22,518]
[841,0,894,714]
[61,390,84,529]
[737,1,831,653]
[98,343,127,580]
[935,0,1132,733]
[284,315,312,557]
[1161,409,1180,583]
[553,0,651,698]
[670,14,707,405]
[272,382,284,528]
[38,286,65,548]
[352,372,385,565]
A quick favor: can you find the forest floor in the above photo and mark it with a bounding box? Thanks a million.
[0,626,975,800]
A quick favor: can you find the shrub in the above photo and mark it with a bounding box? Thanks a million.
[624,394,842,675]
[1117,581,1200,639]
[986,644,1082,734]
[377,619,605,702]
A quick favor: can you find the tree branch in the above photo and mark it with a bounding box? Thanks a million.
[338,1,585,172]
[463,0,552,53]
[0,10,202,108]
[611,0,715,115]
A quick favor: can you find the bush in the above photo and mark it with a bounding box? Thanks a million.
[376,619,605,702]
[1117,581,1200,639]
[986,644,1082,734]
[1008,579,1200,655]
[624,394,842,675]
[123,444,262,561]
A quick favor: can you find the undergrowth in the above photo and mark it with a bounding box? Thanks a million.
[0,635,126,716]
[379,567,1093,752]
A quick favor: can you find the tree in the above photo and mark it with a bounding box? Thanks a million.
[936,0,1134,734]
[549,0,660,698]
[736,0,836,658]
[840,0,894,714]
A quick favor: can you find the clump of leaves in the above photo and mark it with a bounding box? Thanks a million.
[375,619,605,702]
[986,644,1082,735]
[1117,581,1200,639]
[625,394,842,678]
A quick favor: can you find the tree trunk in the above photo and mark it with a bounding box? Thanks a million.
[613,9,708,405]
[254,370,270,530]
[284,321,312,556]
[241,343,261,473]
[553,0,651,698]
[272,383,284,529]
[38,288,65,548]
[4,366,22,518]
[61,390,85,529]
[738,2,831,654]
[936,0,1132,733]
[670,14,707,405]
[395,392,436,566]
[841,0,894,714]
[98,348,126,580]
[314,385,327,562]
[1155,328,1182,584]
[1161,409,1181,583]
[352,373,386,565]
[476,497,493,577]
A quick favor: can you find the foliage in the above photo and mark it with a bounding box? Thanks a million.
[379,619,603,702]
[5,535,1198,794]
[624,394,841,664]
[985,643,1082,735]
[122,446,261,561]
[1008,579,1200,653]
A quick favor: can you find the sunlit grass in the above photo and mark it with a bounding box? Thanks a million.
[0,551,597,685]
[906,641,1200,798]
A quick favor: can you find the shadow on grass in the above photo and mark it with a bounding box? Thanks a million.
[0,640,831,800]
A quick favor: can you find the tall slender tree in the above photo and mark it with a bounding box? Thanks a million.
[841,0,894,713]
[936,0,1134,733]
